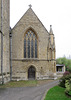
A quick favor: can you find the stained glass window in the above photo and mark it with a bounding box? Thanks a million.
[28,38,30,58]
[31,39,33,58]
[24,30,37,58]
[24,38,26,58]
[35,38,37,58]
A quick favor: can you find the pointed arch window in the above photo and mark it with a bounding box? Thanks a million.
[24,30,37,58]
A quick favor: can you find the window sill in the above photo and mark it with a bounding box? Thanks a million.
[22,58,38,61]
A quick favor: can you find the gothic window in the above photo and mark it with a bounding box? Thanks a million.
[35,38,37,58]
[24,30,37,58]
[24,38,26,58]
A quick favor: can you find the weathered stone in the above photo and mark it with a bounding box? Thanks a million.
[12,8,56,80]
[0,1,56,82]
[0,0,10,83]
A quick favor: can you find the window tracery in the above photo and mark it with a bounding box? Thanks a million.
[24,30,37,58]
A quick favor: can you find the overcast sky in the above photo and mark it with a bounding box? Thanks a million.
[10,0,71,58]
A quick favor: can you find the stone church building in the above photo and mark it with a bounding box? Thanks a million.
[0,0,56,83]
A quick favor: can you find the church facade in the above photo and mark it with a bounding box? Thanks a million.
[0,0,56,83]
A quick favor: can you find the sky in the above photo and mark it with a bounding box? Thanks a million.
[10,0,71,58]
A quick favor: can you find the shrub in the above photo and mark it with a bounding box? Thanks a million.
[65,79,71,97]
[65,80,71,93]
[63,71,70,76]
[69,91,71,95]
[67,67,71,73]
[59,74,71,88]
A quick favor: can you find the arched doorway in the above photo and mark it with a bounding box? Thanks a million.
[28,66,36,80]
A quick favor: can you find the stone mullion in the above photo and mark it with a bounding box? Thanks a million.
[35,38,37,58]
[30,36,31,58]
[24,38,26,58]
[26,37,28,58]
[33,37,35,58]
[31,34,33,58]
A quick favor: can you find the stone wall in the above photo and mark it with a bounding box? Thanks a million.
[2,0,10,73]
[12,8,56,80]
[12,8,49,60]
[0,0,1,73]
[0,0,10,83]
[12,60,56,80]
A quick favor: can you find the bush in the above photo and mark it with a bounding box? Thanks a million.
[63,71,70,76]
[65,79,71,97]
[65,80,71,93]
[59,74,71,88]
[67,67,71,73]
[69,91,71,95]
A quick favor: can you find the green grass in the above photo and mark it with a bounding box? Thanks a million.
[0,80,37,88]
[44,86,71,100]
[0,79,54,88]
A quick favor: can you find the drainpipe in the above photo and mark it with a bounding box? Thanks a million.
[9,28,12,81]
[1,0,4,84]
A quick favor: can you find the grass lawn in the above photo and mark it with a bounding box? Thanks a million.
[0,80,37,88]
[44,85,71,100]
[0,79,54,88]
